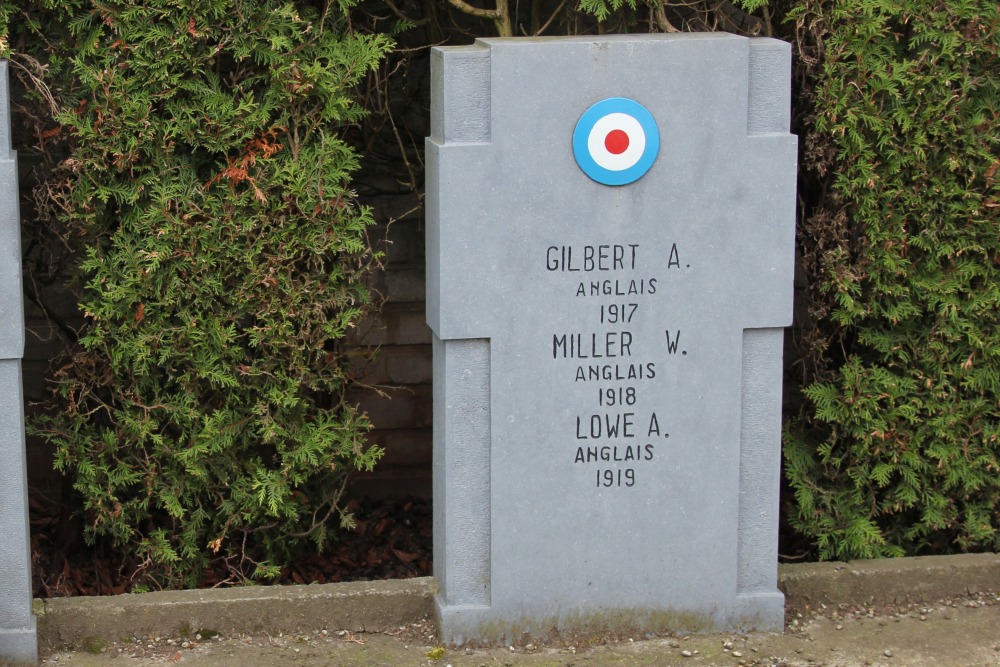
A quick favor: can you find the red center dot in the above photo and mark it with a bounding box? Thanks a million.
[604,129,629,155]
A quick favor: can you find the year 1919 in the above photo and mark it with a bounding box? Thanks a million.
[597,468,635,487]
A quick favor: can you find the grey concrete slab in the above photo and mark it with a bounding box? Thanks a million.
[427,34,796,643]
[0,61,22,359]
[0,60,36,666]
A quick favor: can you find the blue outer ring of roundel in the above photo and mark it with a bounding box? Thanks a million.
[573,97,660,186]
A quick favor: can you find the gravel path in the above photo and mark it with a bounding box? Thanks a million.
[36,591,999,667]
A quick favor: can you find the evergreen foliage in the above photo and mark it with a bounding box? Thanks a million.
[5,0,998,581]
[577,0,765,23]
[786,0,1000,559]
[4,0,390,587]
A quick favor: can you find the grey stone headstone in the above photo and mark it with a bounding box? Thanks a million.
[427,34,796,644]
[0,60,37,664]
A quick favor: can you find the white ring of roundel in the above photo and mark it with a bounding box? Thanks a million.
[586,112,646,172]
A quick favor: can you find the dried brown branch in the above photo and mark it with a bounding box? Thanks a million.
[654,3,680,32]
[534,0,570,35]
[444,0,513,35]
[384,0,430,26]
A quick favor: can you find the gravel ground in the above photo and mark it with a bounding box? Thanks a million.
[34,590,1000,667]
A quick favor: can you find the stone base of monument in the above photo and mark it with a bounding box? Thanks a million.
[435,593,784,646]
[0,620,39,665]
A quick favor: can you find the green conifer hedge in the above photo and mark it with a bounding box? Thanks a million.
[4,0,391,587]
[786,0,1000,559]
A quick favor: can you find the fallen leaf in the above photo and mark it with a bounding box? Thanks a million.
[392,549,419,563]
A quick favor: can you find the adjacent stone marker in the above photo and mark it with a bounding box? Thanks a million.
[427,34,796,644]
[0,60,37,664]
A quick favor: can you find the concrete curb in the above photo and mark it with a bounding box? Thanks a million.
[778,552,1000,609]
[35,553,999,650]
[35,578,438,650]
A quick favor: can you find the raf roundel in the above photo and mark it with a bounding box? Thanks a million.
[573,98,660,186]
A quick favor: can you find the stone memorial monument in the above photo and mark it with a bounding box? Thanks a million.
[427,34,796,644]
[0,60,37,664]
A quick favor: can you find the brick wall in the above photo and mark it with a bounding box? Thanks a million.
[346,179,432,498]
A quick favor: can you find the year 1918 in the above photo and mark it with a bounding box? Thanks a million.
[597,468,635,487]
[598,386,636,406]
